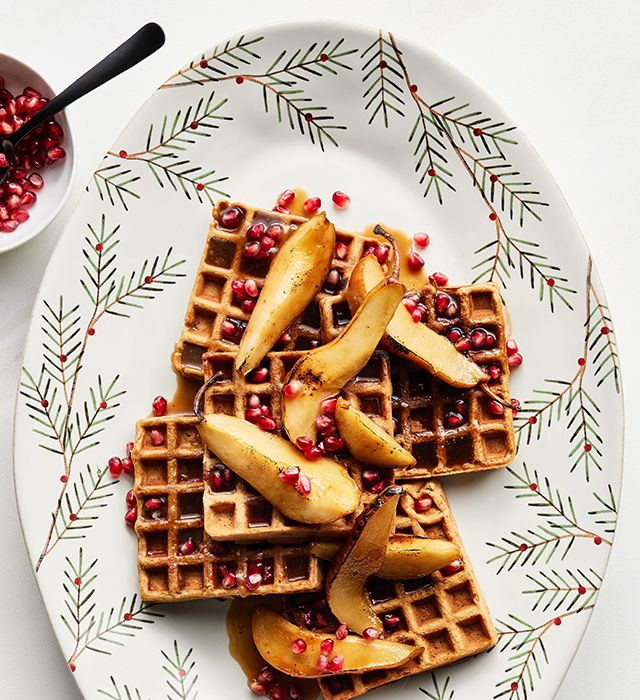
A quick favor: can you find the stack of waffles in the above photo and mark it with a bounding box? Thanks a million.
[131,201,517,698]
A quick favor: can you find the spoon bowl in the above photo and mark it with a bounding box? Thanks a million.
[0,52,75,255]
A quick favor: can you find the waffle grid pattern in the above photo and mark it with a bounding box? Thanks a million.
[391,282,516,478]
[318,480,498,699]
[132,414,322,602]
[173,200,380,381]
[201,349,395,542]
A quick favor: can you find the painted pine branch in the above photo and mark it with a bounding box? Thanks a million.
[262,38,357,86]
[495,607,593,699]
[163,34,264,87]
[459,151,548,225]
[162,641,199,700]
[60,548,98,647]
[90,161,141,211]
[589,485,617,534]
[20,365,66,455]
[524,568,601,612]
[361,31,405,127]
[143,91,231,153]
[81,215,121,308]
[420,672,454,700]
[566,383,602,480]
[101,247,186,319]
[514,378,578,446]
[472,235,576,311]
[52,464,116,539]
[586,297,620,392]
[429,95,517,155]
[39,296,82,390]
[98,678,148,700]
[260,82,346,151]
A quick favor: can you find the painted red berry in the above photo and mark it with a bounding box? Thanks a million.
[594,536,603,545]
[601,326,611,335]
[519,543,527,552]
[304,113,313,122]
[530,483,537,491]
[87,327,95,336]
[60,474,68,483]
[196,182,204,191]
[578,357,586,366]
[529,416,537,424]
[69,513,78,522]
[235,76,244,84]
[410,84,418,93]
[547,278,555,287]
[100,400,107,409]
[118,150,128,158]
[511,682,518,691]
[124,612,133,621]
[144,275,153,284]
[74,577,82,586]
[95,243,103,252]
[489,212,497,221]
[578,585,587,595]
[584,443,592,452]
[41,398,49,408]
[199,59,208,68]
[554,617,562,626]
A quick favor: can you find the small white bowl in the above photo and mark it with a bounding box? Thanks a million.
[0,53,75,254]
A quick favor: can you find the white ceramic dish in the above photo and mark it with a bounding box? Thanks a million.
[14,20,623,700]
[0,52,75,254]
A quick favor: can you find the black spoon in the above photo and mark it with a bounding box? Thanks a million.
[0,22,165,185]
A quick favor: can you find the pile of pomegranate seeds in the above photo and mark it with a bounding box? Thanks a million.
[250,665,303,700]
[402,292,427,323]
[221,317,246,342]
[0,78,65,234]
[435,292,458,318]
[210,464,235,492]
[244,394,277,432]
[506,337,523,367]
[244,220,283,261]
[361,468,391,494]
[231,277,260,314]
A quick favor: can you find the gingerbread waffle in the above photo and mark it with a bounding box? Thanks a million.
[173,200,378,381]
[174,200,515,480]
[132,413,322,602]
[317,479,497,699]
[390,281,516,479]
[201,349,395,543]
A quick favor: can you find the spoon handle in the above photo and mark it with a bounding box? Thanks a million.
[12,22,165,142]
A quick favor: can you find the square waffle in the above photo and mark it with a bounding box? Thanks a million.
[201,349,395,543]
[390,281,516,479]
[132,413,323,602]
[173,200,515,480]
[317,479,498,699]
[173,200,375,381]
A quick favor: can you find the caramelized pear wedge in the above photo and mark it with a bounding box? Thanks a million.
[235,213,336,374]
[283,278,404,444]
[347,255,486,388]
[312,534,460,579]
[198,413,359,524]
[326,487,403,635]
[252,607,421,678]
[334,397,415,468]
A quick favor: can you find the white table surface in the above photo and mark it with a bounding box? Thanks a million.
[1,1,638,697]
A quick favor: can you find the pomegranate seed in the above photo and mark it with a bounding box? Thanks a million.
[407,251,424,272]
[122,457,134,476]
[320,397,337,414]
[241,299,256,314]
[279,466,300,485]
[382,614,401,631]
[0,152,8,168]
[328,655,344,673]
[291,638,307,654]
[316,655,330,673]
[244,278,259,297]
[362,628,379,641]
[245,572,263,591]
[403,295,418,313]
[324,269,342,292]
[445,411,464,427]
[152,396,167,416]
[6,181,22,196]
[455,337,471,352]
[321,639,334,655]
[316,414,335,433]
[267,223,284,240]
[125,489,136,508]
[508,352,523,368]
[260,235,275,251]
[414,496,433,512]
[303,197,321,215]
[20,190,37,207]
[145,497,163,512]
[411,305,426,323]
[284,380,303,398]
[486,400,505,417]
[485,332,497,348]
[447,327,464,343]
[126,441,134,459]
[512,399,522,417]
[487,364,501,381]
[297,474,312,495]
[124,507,137,527]
[414,232,430,248]
[247,222,266,240]
[435,292,451,314]
[258,667,275,684]
[361,469,381,487]
[335,241,349,259]
[249,367,269,383]
[149,429,165,446]
[277,189,295,207]
[108,457,123,477]
[179,538,196,555]
[303,446,322,461]
[220,206,244,229]
[222,572,237,589]
[375,245,390,265]
[334,624,349,640]
[470,329,487,348]
[332,191,350,209]
[46,146,65,162]
[506,338,519,356]
[243,241,261,258]
[1,220,18,232]
[6,194,20,211]
[441,559,463,575]
[259,416,277,432]
[295,436,313,451]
